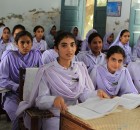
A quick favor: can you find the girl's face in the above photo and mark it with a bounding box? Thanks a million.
[120,32,130,45]
[89,36,103,56]
[73,27,78,36]
[13,28,23,39]
[55,37,76,62]
[16,35,32,55]
[34,28,44,40]
[107,53,124,74]
[107,34,114,44]
[50,26,56,36]
[2,28,10,41]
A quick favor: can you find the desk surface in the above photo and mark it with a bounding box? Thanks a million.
[60,107,140,130]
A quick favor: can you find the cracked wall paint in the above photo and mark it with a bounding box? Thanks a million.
[0,8,60,35]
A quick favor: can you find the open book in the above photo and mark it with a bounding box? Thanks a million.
[68,94,140,120]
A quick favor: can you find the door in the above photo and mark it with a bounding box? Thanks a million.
[60,0,86,37]
[93,0,107,37]
[129,1,140,46]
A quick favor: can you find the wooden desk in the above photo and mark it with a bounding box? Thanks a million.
[60,107,140,130]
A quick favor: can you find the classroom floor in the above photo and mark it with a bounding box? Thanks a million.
[0,115,12,130]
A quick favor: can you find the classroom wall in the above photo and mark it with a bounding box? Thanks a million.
[0,0,61,34]
[0,0,132,37]
[106,0,131,37]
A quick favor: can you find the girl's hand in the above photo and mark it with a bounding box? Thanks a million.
[97,89,110,99]
[53,96,68,111]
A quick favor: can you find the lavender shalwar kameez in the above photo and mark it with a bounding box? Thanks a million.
[103,32,113,51]
[90,64,138,96]
[81,29,97,51]
[127,62,140,93]
[77,50,106,73]
[42,49,78,64]
[71,26,82,41]
[32,37,48,51]
[42,49,58,64]
[16,60,97,130]
[0,49,42,130]
[0,26,12,60]
[45,25,56,49]
[110,30,132,65]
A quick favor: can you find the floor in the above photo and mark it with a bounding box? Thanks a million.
[0,114,12,130]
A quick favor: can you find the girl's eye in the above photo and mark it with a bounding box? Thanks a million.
[112,58,116,62]
[71,43,76,47]
[62,44,67,47]
[21,41,25,44]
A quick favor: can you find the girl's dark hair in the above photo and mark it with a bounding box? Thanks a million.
[33,25,45,40]
[0,23,5,27]
[3,27,11,33]
[15,31,33,44]
[33,25,44,32]
[120,29,129,37]
[12,24,25,35]
[107,45,126,59]
[54,31,77,48]
[51,25,56,30]
[88,32,103,44]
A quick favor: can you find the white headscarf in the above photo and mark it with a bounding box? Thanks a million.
[81,28,97,51]
[110,29,132,64]
[103,32,113,50]
[71,26,82,41]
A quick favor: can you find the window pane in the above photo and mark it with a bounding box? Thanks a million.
[97,0,107,7]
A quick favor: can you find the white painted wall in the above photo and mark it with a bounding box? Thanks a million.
[0,0,61,34]
[106,0,131,37]
[0,0,132,38]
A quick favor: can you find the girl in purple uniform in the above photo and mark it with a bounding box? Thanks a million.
[16,32,109,130]
[110,29,132,65]
[32,25,48,52]
[0,26,12,60]
[90,45,138,97]
[0,31,42,130]
[77,33,106,73]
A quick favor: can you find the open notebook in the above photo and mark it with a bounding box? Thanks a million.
[68,94,140,120]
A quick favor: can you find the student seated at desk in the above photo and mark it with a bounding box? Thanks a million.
[32,25,48,51]
[0,31,42,130]
[16,32,109,130]
[0,26,12,60]
[77,33,106,73]
[127,62,140,93]
[90,46,138,97]
[81,28,97,51]
[103,32,114,52]
[45,24,56,49]
[6,24,26,51]
[110,29,132,65]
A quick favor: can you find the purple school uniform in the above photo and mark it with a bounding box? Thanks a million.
[81,29,97,51]
[127,62,140,93]
[6,42,18,51]
[103,32,113,51]
[90,64,138,96]
[32,37,48,51]
[42,49,78,65]
[42,49,58,64]
[0,49,42,130]
[16,60,97,130]
[0,27,12,60]
[77,50,106,73]
[110,30,132,65]
[71,26,82,41]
